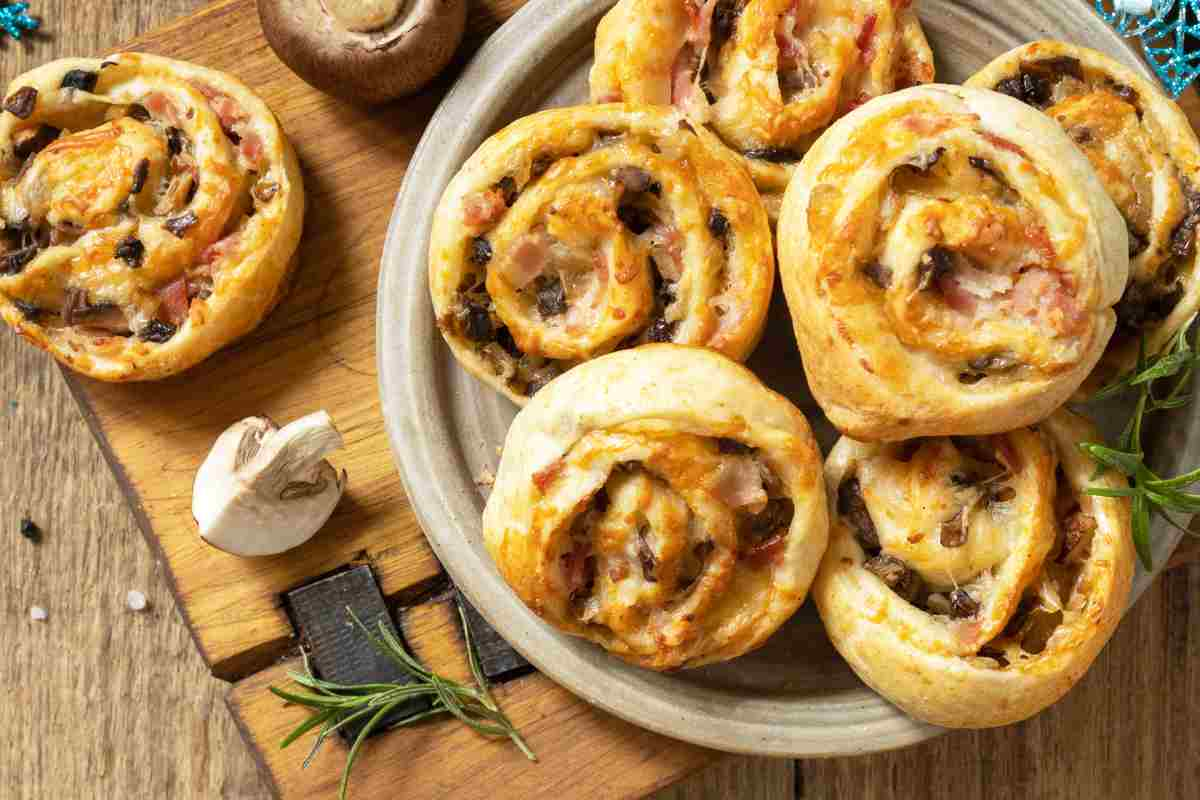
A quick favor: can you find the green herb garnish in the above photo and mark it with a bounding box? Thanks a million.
[271,605,536,800]
[1079,321,1200,570]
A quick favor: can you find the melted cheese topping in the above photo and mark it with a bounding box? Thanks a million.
[429,104,774,406]
[481,345,829,671]
[777,85,1127,440]
[966,41,1200,387]
[590,0,935,213]
[814,410,1135,727]
[0,53,295,377]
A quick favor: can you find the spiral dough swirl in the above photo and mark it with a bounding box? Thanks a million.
[430,105,774,405]
[482,345,828,670]
[0,53,304,381]
[590,0,935,217]
[968,41,1200,389]
[814,410,1134,728]
[777,85,1128,440]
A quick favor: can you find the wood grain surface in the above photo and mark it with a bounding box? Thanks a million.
[1,1,1196,799]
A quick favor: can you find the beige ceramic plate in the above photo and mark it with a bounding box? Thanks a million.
[378,0,1189,756]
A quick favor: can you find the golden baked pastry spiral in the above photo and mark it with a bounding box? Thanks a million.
[590,0,935,217]
[968,41,1200,390]
[0,53,304,381]
[776,84,1128,441]
[429,105,774,405]
[482,345,828,670]
[814,410,1134,727]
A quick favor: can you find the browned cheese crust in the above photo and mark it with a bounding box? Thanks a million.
[968,41,1200,391]
[0,53,304,381]
[776,85,1128,440]
[482,345,828,670]
[590,0,934,218]
[429,104,774,405]
[814,409,1134,727]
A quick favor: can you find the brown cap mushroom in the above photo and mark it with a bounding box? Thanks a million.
[258,0,467,105]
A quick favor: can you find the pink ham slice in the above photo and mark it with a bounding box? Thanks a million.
[462,188,507,228]
[1012,268,1086,333]
[671,0,718,114]
[158,277,190,326]
[498,232,551,290]
[712,456,769,513]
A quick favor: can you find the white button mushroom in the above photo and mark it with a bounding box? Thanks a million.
[192,411,347,557]
[257,0,467,105]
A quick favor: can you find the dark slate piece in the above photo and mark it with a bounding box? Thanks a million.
[454,588,532,682]
[285,565,430,740]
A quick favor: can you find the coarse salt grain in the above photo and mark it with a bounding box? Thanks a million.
[126,590,148,611]
[30,605,47,621]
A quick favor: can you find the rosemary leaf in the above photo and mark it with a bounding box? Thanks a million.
[271,605,536,800]
[1081,318,1200,571]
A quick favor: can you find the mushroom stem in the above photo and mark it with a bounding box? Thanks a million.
[193,411,348,557]
[247,411,345,498]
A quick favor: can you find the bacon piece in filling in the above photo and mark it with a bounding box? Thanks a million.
[157,277,190,326]
[462,188,508,228]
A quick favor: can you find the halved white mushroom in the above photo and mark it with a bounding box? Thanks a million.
[192,411,347,557]
[257,0,467,105]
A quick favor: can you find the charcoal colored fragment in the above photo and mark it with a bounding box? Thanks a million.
[454,588,531,682]
[139,320,177,343]
[4,87,37,119]
[115,235,145,268]
[285,565,431,741]
[60,70,99,92]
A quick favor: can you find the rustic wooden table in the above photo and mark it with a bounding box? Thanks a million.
[2,2,1197,799]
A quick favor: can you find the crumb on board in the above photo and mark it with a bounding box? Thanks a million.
[126,590,148,611]
[29,606,47,621]
[19,516,41,543]
[476,467,495,488]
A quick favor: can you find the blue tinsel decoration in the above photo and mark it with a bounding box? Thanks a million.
[0,2,38,40]
[1095,0,1200,97]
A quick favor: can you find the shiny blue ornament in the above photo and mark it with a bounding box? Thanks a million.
[0,2,38,40]
[1095,0,1200,97]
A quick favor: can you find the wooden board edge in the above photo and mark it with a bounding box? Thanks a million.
[62,366,217,667]
[225,684,287,800]
[225,653,723,800]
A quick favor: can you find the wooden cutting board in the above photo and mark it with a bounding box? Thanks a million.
[64,0,722,797]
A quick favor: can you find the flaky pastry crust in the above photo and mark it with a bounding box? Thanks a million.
[814,410,1134,728]
[777,84,1128,440]
[429,104,773,405]
[0,53,304,381]
[967,41,1200,391]
[482,345,827,670]
[589,0,934,217]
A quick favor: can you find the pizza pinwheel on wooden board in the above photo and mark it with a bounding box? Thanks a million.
[776,84,1129,441]
[0,53,303,381]
[814,410,1134,728]
[428,104,774,405]
[967,41,1200,392]
[589,0,935,218]
[482,345,828,670]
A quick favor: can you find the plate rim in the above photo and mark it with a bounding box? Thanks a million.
[376,0,1180,757]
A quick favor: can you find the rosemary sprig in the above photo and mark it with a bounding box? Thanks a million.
[271,605,536,800]
[1079,319,1200,570]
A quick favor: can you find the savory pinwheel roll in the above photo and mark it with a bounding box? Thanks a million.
[967,41,1200,388]
[0,53,303,381]
[815,410,1134,727]
[589,0,935,217]
[429,104,774,405]
[482,344,828,670]
[776,85,1128,441]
